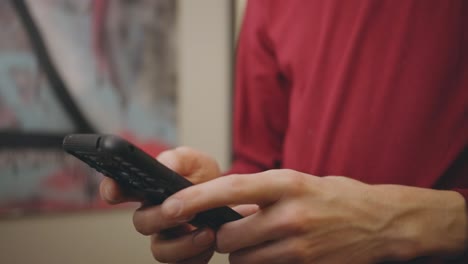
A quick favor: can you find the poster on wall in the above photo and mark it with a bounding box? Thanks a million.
[0,0,178,216]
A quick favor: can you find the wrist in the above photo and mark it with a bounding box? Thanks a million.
[374,185,468,261]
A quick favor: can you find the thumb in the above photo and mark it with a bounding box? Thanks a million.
[232,204,260,217]
[156,147,220,184]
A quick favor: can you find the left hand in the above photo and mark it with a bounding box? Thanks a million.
[159,169,468,264]
[101,146,223,263]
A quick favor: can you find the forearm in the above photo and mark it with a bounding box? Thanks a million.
[374,185,468,261]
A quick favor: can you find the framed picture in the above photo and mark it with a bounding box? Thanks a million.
[0,0,177,215]
[0,1,234,263]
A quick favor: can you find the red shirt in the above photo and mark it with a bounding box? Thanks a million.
[231,1,468,263]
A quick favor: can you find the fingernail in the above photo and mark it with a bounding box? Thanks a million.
[104,184,120,203]
[193,229,214,247]
[156,152,176,170]
[163,198,183,218]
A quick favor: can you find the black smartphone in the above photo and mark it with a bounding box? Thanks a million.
[62,134,242,229]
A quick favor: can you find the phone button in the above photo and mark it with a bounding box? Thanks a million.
[121,161,132,167]
[119,171,131,178]
[128,180,143,189]
[112,156,123,161]
[129,167,140,172]
[145,188,167,203]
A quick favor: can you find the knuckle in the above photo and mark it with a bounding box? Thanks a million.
[276,217,303,235]
[174,146,199,173]
[283,171,309,195]
[279,168,297,176]
[285,240,309,263]
[229,252,262,264]
[229,174,244,187]
[151,236,213,264]
[228,252,244,264]
[150,236,179,263]
[156,149,176,160]
[133,211,154,236]
[227,175,249,196]
[216,247,229,254]
[215,231,230,253]
[174,146,201,163]
[291,247,308,263]
[151,243,171,263]
[276,205,307,234]
[175,145,194,153]
[156,150,180,170]
[175,146,211,162]
[183,250,215,264]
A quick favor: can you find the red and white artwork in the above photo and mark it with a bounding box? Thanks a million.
[0,0,178,216]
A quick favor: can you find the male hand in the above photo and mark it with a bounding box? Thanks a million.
[158,169,468,264]
[100,146,224,263]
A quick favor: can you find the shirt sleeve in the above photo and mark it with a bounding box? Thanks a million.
[227,0,291,175]
[453,188,468,202]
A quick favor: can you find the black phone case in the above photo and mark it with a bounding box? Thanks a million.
[63,134,242,229]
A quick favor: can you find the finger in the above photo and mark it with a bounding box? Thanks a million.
[156,148,191,175]
[157,147,206,176]
[157,147,220,183]
[150,228,215,263]
[216,203,295,253]
[232,204,260,217]
[99,177,139,204]
[229,238,304,264]
[133,205,194,236]
[229,230,374,264]
[161,170,301,219]
[173,249,214,264]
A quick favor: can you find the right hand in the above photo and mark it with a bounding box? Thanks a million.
[100,146,222,263]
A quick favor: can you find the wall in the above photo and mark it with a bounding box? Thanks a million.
[0,1,235,263]
[235,0,247,37]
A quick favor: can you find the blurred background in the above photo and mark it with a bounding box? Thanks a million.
[0,0,247,263]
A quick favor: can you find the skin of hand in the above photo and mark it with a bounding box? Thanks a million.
[158,169,468,264]
[100,146,239,264]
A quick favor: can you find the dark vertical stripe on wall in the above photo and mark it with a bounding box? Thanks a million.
[10,0,96,133]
